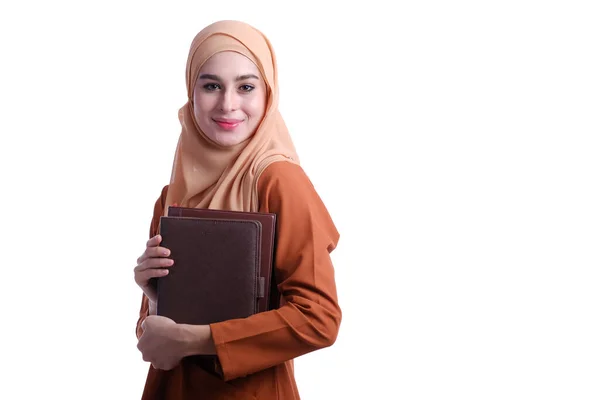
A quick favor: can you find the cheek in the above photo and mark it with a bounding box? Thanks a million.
[193,96,215,119]
[246,96,266,118]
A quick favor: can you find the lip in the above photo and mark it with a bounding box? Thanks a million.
[213,118,243,130]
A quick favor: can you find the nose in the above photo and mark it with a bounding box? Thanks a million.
[220,89,239,112]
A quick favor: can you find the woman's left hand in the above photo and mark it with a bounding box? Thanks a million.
[137,315,187,370]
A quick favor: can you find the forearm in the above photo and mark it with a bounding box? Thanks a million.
[209,298,341,381]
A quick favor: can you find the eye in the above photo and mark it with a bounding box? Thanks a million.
[203,83,220,91]
[239,84,255,92]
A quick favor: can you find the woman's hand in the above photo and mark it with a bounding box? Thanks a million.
[138,316,216,369]
[134,234,174,305]
[137,315,186,370]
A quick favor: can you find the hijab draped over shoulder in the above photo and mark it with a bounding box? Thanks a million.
[163,20,299,214]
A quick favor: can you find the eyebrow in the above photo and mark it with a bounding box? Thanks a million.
[198,73,260,81]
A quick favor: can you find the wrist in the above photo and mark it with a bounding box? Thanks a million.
[148,299,157,315]
[178,324,216,357]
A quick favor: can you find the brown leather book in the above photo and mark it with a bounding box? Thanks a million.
[166,206,279,312]
[156,207,278,326]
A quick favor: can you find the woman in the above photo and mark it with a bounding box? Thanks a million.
[134,20,341,399]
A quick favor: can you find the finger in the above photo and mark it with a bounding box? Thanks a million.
[138,236,162,263]
[146,234,162,248]
[137,242,158,264]
[135,257,174,273]
[137,246,171,265]
[134,266,169,286]
[138,268,170,283]
[148,246,171,258]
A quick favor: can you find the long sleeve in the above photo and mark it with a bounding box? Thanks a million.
[136,184,169,340]
[209,161,342,381]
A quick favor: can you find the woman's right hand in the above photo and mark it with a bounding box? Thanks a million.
[134,234,174,305]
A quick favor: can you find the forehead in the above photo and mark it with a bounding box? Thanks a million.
[199,51,261,77]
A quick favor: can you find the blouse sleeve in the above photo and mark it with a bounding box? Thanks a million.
[209,161,342,381]
[135,184,169,340]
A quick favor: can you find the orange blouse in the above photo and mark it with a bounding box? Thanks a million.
[136,161,342,399]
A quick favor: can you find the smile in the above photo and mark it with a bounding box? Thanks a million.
[213,119,243,130]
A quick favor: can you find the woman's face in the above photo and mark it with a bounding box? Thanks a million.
[192,51,267,147]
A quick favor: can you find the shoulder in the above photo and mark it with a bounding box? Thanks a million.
[258,160,306,181]
[257,161,317,205]
[257,161,339,250]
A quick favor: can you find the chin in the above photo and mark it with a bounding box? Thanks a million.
[214,132,250,147]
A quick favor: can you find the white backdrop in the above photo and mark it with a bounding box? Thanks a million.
[1,1,599,399]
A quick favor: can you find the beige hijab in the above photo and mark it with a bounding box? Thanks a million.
[163,20,299,214]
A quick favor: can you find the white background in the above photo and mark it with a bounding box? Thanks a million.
[1,1,599,399]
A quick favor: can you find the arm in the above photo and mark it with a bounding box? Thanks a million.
[203,161,342,381]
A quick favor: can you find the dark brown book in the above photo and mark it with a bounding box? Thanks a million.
[156,207,278,327]
[157,216,261,325]
[166,206,279,312]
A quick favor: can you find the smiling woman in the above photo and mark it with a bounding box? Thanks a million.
[133,20,342,400]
